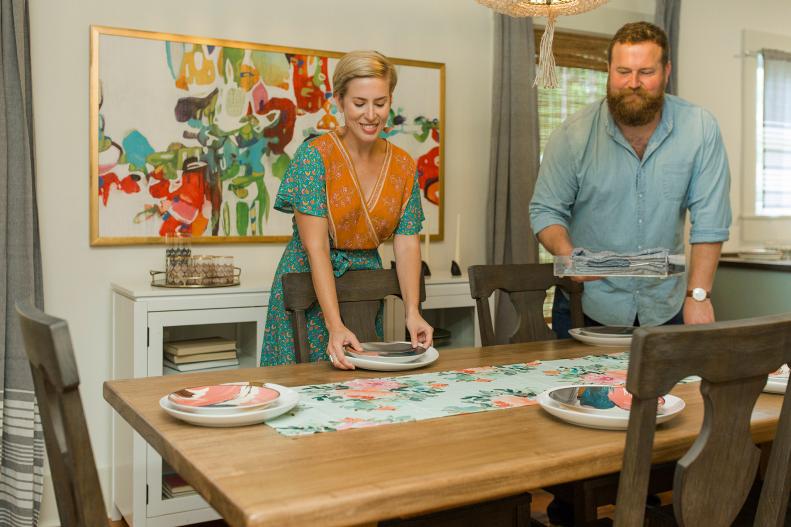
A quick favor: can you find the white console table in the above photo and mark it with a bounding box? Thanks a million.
[110,280,270,526]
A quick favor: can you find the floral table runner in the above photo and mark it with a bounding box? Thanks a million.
[266,352,639,437]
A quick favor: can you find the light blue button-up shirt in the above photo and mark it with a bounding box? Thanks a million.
[529,95,732,326]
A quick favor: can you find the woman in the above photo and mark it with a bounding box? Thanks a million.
[261,50,433,369]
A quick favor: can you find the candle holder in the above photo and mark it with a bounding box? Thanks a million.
[450,260,462,276]
[421,261,432,277]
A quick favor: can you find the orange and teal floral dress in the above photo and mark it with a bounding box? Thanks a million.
[260,131,424,366]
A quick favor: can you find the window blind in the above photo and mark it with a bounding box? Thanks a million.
[532,32,610,319]
[759,49,791,215]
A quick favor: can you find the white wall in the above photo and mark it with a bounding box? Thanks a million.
[29,0,791,523]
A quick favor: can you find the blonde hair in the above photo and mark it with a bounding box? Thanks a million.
[332,50,397,100]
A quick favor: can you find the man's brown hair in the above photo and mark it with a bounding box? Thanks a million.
[607,22,670,65]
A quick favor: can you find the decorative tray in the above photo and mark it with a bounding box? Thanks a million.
[150,267,241,288]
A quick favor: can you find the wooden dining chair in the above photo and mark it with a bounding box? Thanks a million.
[468,263,584,346]
[468,264,674,526]
[15,302,109,527]
[282,268,426,363]
[614,314,791,527]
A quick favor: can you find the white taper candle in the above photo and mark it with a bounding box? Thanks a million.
[424,217,430,264]
[454,213,461,264]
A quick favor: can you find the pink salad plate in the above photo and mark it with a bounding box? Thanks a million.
[167,383,280,414]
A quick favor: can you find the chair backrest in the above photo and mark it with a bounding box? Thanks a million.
[15,302,108,527]
[282,268,426,363]
[614,314,791,527]
[468,263,584,346]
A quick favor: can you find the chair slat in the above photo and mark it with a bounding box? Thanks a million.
[674,378,764,526]
[283,269,425,362]
[468,263,583,346]
[755,377,791,526]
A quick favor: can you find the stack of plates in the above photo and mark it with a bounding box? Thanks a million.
[765,245,791,260]
[569,326,635,347]
[159,382,299,427]
[537,384,685,430]
[345,342,439,371]
[765,365,789,394]
[737,249,783,261]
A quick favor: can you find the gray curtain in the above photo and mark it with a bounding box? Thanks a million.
[0,0,45,525]
[485,14,540,343]
[655,0,681,95]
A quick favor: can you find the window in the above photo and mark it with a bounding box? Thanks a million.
[755,49,791,215]
[741,30,791,243]
[533,30,610,318]
[538,68,608,158]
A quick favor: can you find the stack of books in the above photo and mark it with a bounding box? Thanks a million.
[163,337,239,373]
[162,473,196,499]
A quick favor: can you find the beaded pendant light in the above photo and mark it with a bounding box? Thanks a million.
[476,0,608,88]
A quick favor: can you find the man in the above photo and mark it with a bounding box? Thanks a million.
[529,21,731,337]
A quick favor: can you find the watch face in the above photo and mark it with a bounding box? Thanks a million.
[692,288,707,301]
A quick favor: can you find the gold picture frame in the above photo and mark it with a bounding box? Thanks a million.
[90,25,445,245]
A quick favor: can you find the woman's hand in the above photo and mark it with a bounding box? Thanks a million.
[326,325,362,370]
[405,312,433,349]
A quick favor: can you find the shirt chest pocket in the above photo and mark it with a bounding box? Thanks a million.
[658,161,693,202]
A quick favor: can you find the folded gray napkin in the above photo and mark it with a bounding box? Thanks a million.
[568,248,670,276]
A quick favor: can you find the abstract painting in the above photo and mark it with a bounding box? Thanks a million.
[89,26,445,245]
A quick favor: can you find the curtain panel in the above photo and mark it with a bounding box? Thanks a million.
[655,0,681,94]
[0,0,45,524]
[486,14,541,343]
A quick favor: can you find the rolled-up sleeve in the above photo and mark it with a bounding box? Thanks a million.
[529,127,578,236]
[687,112,732,243]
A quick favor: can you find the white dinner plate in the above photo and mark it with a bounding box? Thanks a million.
[159,383,299,427]
[569,328,632,348]
[765,365,789,394]
[765,377,787,394]
[537,386,685,431]
[737,249,783,261]
[345,342,428,364]
[346,346,439,371]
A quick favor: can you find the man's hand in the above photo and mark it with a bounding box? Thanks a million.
[683,297,715,325]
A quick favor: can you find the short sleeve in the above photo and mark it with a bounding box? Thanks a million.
[273,141,327,217]
[394,171,425,235]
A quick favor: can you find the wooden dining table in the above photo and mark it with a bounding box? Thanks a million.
[103,340,784,527]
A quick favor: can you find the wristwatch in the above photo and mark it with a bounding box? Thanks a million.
[686,287,710,301]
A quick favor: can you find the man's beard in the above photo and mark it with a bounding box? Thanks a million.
[606,83,665,127]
